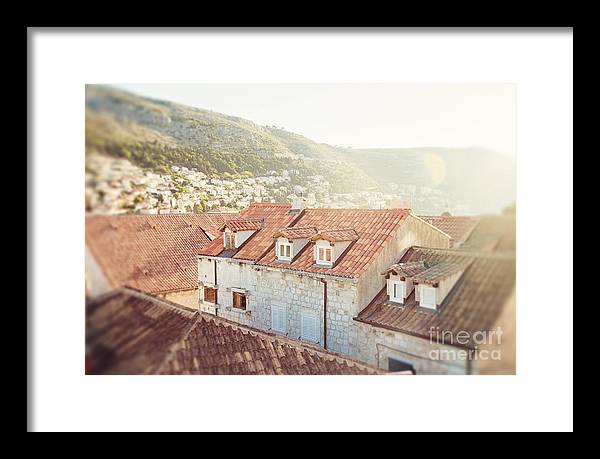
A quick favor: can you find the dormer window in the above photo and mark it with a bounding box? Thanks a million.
[316,246,333,266]
[277,239,292,261]
[224,231,235,249]
[310,228,358,268]
[272,227,317,262]
[420,285,437,310]
[219,219,262,250]
[389,279,405,304]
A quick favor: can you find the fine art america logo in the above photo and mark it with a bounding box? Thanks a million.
[428,327,504,362]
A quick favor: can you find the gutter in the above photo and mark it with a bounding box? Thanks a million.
[214,259,219,317]
[353,316,477,352]
[198,254,360,283]
[321,279,327,350]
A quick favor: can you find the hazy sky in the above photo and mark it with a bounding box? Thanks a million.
[116,83,516,158]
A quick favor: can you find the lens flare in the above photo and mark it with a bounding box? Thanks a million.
[423,153,447,187]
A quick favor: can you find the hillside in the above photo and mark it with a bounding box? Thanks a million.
[339,147,516,214]
[85,86,515,213]
[85,85,375,192]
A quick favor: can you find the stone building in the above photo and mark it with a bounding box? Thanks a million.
[197,202,451,357]
[353,246,516,375]
[421,213,516,252]
[85,212,236,308]
[418,215,480,247]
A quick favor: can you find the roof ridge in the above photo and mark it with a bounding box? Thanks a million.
[304,207,411,212]
[318,227,359,232]
[248,202,291,207]
[279,225,317,230]
[419,215,480,219]
[155,308,202,375]
[117,287,199,314]
[409,245,516,260]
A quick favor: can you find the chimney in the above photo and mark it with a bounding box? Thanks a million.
[289,193,306,215]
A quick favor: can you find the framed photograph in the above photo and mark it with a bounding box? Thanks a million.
[28,27,573,432]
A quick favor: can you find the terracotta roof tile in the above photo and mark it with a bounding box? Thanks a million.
[383,261,429,278]
[85,289,197,375]
[356,247,515,348]
[86,288,384,375]
[200,205,413,279]
[461,215,516,252]
[198,203,298,258]
[418,215,480,246]
[310,228,359,243]
[412,259,472,285]
[220,219,264,232]
[86,213,236,293]
[257,208,411,278]
[272,226,318,239]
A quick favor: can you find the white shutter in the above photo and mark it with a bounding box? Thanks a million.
[421,286,436,309]
[398,281,405,302]
[301,311,319,343]
[389,280,405,304]
[271,304,286,333]
[280,306,287,332]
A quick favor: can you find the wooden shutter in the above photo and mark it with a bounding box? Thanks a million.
[225,232,235,249]
[233,292,246,310]
[204,287,216,304]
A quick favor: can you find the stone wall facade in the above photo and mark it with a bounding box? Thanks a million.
[85,246,113,299]
[349,292,516,375]
[356,215,450,313]
[199,259,358,353]
[197,214,451,358]
[161,289,199,310]
[349,321,471,374]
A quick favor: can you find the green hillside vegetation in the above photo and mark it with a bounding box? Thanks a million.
[85,86,375,192]
[85,86,515,212]
[266,126,347,162]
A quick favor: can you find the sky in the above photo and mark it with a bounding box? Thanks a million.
[116,83,516,158]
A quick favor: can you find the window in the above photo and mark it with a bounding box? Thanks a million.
[420,285,437,310]
[232,291,246,310]
[224,231,235,249]
[271,304,287,333]
[390,280,405,303]
[316,247,333,265]
[388,358,416,374]
[277,241,292,261]
[301,310,319,343]
[203,287,217,304]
